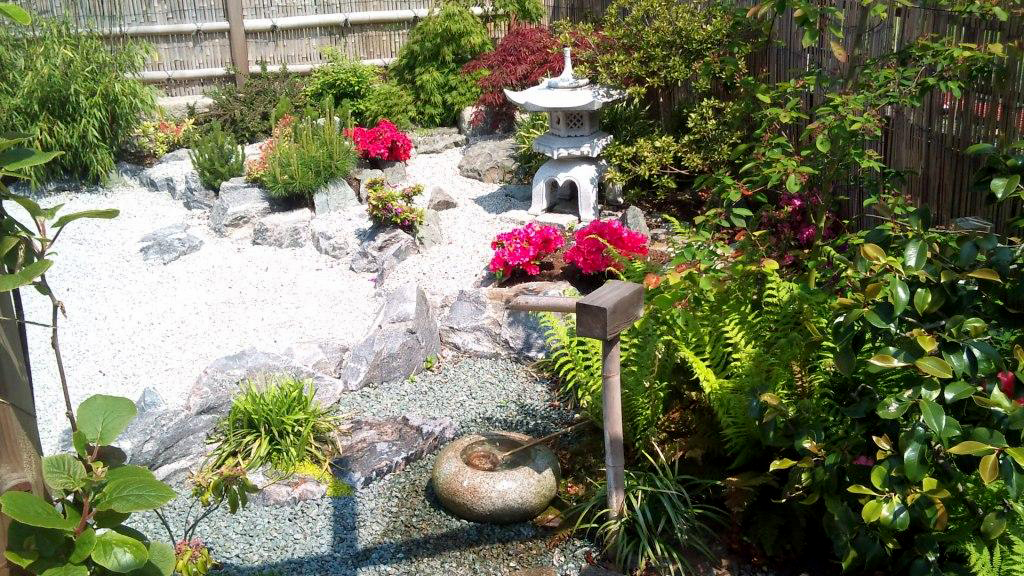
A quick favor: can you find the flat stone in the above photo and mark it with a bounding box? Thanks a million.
[186,347,346,417]
[210,178,274,236]
[342,285,440,390]
[313,179,359,214]
[350,227,417,283]
[138,151,216,210]
[458,137,516,184]
[284,339,349,379]
[138,224,204,264]
[620,205,650,238]
[332,415,455,489]
[426,187,457,211]
[416,209,444,249]
[252,208,312,248]
[413,127,466,154]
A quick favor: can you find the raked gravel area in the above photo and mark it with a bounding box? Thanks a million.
[128,357,594,576]
[16,146,537,454]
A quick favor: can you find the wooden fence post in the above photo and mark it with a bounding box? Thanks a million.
[224,0,249,87]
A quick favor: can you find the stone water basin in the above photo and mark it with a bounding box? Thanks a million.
[431,431,560,524]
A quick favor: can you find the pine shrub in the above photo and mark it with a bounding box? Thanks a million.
[0,19,155,183]
[189,122,245,192]
[261,111,358,203]
[391,2,492,127]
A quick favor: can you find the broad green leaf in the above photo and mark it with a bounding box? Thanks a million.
[943,381,975,403]
[69,527,96,564]
[91,530,149,573]
[76,394,137,446]
[0,259,53,292]
[53,209,119,229]
[967,268,1002,282]
[869,354,908,368]
[860,243,886,263]
[913,288,932,316]
[42,454,87,492]
[0,3,31,24]
[0,491,75,530]
[979,453,1000,484]
[94,478,176,513]
[40,565,88,576]
[915,357,953,379]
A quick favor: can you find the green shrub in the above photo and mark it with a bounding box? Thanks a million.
[568,448,725,575]
[207,375,339,471]
[0,19,155,183]
[189,122,244,192]
[205,64,306,144]
[391,2,491,127]
[261,110,358,203]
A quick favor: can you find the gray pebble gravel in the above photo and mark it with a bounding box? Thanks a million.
[129,357,593,576]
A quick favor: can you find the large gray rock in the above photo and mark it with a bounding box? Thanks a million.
[138,224,204,264]
[413,127,466,154]
[350,227,417,282]
[416,209,444,249]
[313,179,359,214]
[210,178,274,236]
[138,151,216,210]
[332,415,455,489]
[284,339,350,379]
[619,205,650,239]
[427,187,457,211]
[186,347,346,417]
[458,138,516,184]
[343,285,441,390]
[253,208,312,248]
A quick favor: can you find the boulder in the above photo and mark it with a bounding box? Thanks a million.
[138,151,216,210]
[350,227,417,283]
[458,137,516,184]
[413,127,466,154]
[331,415,456,489]
[186,347,346,417]
[619,205,650,239]
[416,209,444,249]
[284,339,350,379]
[343,285,441,390]
[313,179,359,214]
[252,208,312,248]
[139,224,204,264]
[210,178,274,236]
[426,187,457,211]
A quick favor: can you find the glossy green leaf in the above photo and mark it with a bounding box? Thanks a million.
[76,394,137,446]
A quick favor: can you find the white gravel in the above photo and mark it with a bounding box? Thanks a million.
[18,147,532,454]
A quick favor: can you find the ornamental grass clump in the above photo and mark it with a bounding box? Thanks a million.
[349,119,413,163]
[489,222,565,281]
[366,178,424,231]
[564,219,648,275]
[206,375,339,471]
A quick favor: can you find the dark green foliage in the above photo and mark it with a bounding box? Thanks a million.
[205,64,306,144]
[189,122,244,192]
[0,19,155,183]
[391,2,491,127]
[207,376,339,471]
[567,448,725,575]
[261,110,358,203]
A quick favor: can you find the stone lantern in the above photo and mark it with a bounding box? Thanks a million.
[505,48,623,222]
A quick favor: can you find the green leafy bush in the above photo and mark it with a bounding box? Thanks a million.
[206,375,339,471]
[568,448,725,575]
[260,111,358,203]
[0,19,155,183]
[205,64,306,144]
[189,122,244,192]
[0,394,176,576]
[391,2,491,127]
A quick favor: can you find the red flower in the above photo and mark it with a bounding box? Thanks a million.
[998,370,1017,397]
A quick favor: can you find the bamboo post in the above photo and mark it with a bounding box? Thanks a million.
[508,280,643,519]
[224,0,248,87]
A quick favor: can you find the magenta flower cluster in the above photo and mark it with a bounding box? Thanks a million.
[348,119,412,163]
[489,223,565,280]
[564,219,649,275]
